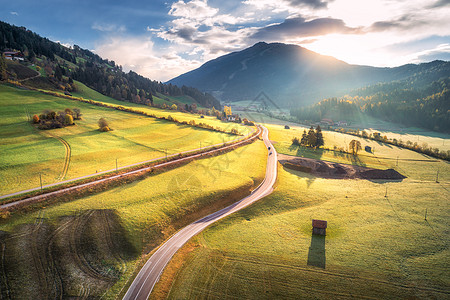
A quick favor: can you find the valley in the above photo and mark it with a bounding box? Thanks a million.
[0,12,449,300]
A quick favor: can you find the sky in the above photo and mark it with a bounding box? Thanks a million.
[1,0,450,81]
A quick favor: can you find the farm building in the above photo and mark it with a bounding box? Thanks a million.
[320,118,333,125]
[312,219,327,236]
[284,125,290,129]
[3,51,24,61]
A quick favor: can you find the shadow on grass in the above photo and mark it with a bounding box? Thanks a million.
[350,154,367,167]
[307,234,326,269]
[282,166,316,188]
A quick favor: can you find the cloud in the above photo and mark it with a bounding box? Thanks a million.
[169,0,218,20]
[10,11,18,16]
[409,43,450,62]
[252,17,361,40]
[368,14,428,32]
[285,0,334,9]
[92,23,126,33]
[427,0,450,8]
[243,0,332,14]
[94,36,202,81]
[156,0,255,61]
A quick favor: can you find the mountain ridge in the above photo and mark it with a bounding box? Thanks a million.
[168,42,450,107]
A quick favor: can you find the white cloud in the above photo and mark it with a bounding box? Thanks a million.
[92,23,126,33]
[409,43,450,63]
[94,36,202,81]
[10,11,18,16]
[169,0,218,20]
[92,0,450,81]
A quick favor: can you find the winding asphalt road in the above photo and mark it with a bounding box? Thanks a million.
[123,125,277,300]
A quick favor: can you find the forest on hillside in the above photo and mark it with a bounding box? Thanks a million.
[290,73,450,133]
[0,21,221,109]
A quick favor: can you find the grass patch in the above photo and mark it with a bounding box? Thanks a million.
[0,140,267,299]
[160,127,449,299]
[72,81,247,134]
[0,83,240,195]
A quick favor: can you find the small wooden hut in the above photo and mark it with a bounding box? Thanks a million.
[312,219,327,236]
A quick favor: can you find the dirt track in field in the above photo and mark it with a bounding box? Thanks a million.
[0,209,137,299]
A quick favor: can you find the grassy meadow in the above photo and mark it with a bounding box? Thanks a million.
[71,81,247,135]
[240,110,450,152]
[0,83,244,195]
[156,125,449,299]
[0,139,267,299]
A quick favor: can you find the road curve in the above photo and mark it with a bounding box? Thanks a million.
[123,125,277,300]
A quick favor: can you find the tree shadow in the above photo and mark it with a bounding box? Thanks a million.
[350,154,367,167]
[282,166,316,188]
[307,234,326,269]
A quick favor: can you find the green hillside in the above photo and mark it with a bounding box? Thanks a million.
[0,83,240,195]
[157,124,449,299]
[0,137,267,299]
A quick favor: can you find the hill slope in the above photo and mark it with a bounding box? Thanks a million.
[0,20,221,110]
[168,42,450,106]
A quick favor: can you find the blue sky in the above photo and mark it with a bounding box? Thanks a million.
[1,0,449,81]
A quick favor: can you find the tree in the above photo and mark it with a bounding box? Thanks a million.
[0,55,7,80]
[54,65,63,81]
[98,118,110,131]
[171,104,177,110]
[349,140,362,155]
[64,114,73,125]
[315,125,324,147]
[73,108,82,119]
[307,126,317,147]
[301,130,308,146]
[32,114,40,123]
[224,106,232,116]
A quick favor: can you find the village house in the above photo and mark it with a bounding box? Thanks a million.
[320,118,334,125]
[3,51,24,61]
[312,219,327,236]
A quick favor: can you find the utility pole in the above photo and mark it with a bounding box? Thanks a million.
[384,185,388,198]
[165,149,167,159]
[424,208,427,221]
[116,158,118,172]
[396,156,399,166]
[436,168,439,183]
[40,173,43,190]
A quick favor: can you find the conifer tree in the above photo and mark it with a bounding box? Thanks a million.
[315,125,324,147]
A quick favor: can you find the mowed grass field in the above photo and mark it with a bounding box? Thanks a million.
[0,140,267,299]
[241,110,450,152]
[157,125,449,299]
[0,83,244,195]
[71,81,248,135]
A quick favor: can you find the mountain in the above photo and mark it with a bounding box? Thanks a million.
[290,74,450,133]
[168,42,450,107]
[0,20,221,110]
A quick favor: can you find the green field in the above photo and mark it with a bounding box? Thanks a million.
[158,125,449,299]
[0,139,267,299]
[71,81,248,135]
[241,110,450,152]
[0,83,244,195]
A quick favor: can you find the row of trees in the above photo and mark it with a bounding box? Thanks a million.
[333,127,449,161]
[292,125,324,148]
